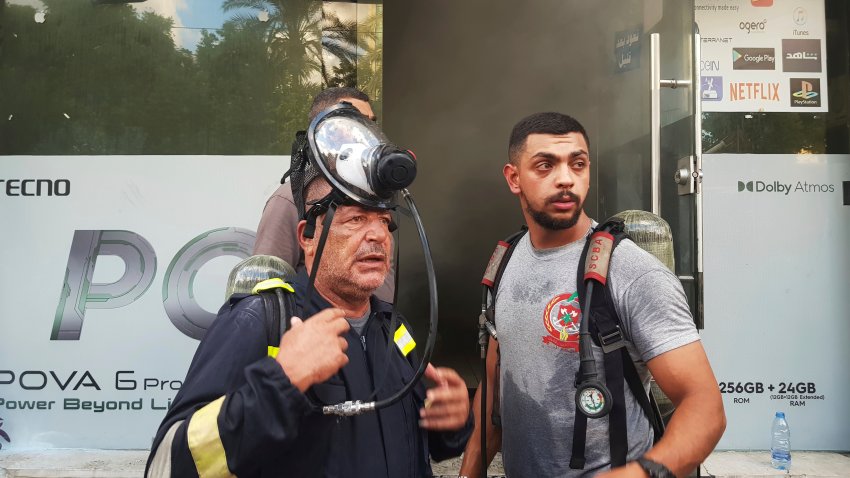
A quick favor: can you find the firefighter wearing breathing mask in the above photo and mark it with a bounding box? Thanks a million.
[145,103,472,478]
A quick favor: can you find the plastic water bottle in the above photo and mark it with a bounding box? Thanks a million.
[770,411,791,470]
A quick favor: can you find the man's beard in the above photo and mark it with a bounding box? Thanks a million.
[525,191,584,231]
[319,241,388,302]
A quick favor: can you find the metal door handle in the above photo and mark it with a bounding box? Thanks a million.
[650,33,695,215]
[650,33,661,215]
[652,31,704,328]
[693,31,704,329]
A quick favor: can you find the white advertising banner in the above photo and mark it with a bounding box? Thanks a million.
[701,153,850,450]
[696,0,828,112]
[0,155,287,450]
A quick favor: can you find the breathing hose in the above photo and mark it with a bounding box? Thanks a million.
[321,188,438,416]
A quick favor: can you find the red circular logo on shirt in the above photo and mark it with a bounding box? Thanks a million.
[542,292,581,351]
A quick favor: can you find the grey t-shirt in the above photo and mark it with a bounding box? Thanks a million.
[496,226,699,477]
[347,307,371,336]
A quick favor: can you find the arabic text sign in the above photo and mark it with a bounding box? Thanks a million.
[614,26,642,73]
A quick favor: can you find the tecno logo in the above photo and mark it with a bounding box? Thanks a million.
[739,20,767,33]
[0,179,70,197]
[52,228,255,341]
[738,180,835,195]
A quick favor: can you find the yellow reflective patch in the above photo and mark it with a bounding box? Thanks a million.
[251,278,295,294]
[267,346,279,358]
[394,324,416,357]
[187,396,235,478]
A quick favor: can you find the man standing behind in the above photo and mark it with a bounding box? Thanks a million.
[459,112,725,477]
[253,87,395,302]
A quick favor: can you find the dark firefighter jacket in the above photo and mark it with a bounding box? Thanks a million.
[145,271,472,478]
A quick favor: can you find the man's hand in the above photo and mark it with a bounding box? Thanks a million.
[595,462,650,478]
[276,308,350,392]
[419,364,470,431]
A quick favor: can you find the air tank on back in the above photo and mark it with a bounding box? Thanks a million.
[225,254,297,298]
[614,210,676,423]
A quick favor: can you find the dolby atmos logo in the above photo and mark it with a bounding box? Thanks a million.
[738,180,835,195]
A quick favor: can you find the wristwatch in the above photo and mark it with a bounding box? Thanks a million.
[635,456,676,478]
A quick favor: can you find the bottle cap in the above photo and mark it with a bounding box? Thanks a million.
[776,411,785,418]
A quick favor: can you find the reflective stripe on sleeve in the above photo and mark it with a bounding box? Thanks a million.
[147,420,182,478]
[187,396,236,478]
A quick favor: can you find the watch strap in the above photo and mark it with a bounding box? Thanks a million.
[636,456,676,478]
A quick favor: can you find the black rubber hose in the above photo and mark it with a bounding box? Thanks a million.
[371,189,438,410]
[577,280,598,383]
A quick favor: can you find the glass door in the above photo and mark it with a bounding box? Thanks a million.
[589,0,703,325]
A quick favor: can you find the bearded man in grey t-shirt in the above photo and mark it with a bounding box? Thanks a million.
[459,112,725,478]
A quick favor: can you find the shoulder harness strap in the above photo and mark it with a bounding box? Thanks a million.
[482,226,528,295]
[570,219,664,469]
[252,278,296,358]
[480,227,527,428]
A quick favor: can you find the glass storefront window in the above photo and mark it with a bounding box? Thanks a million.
[0,0,383,155]
[701,0,849,155]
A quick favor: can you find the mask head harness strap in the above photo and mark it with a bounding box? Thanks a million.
[289,111,339,305]
[289,128,323,221]
[301,189,348,306]
[281,130,307,185]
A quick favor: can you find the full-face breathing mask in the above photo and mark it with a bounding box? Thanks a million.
[288,102,436,417]
[306,102,417,209]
